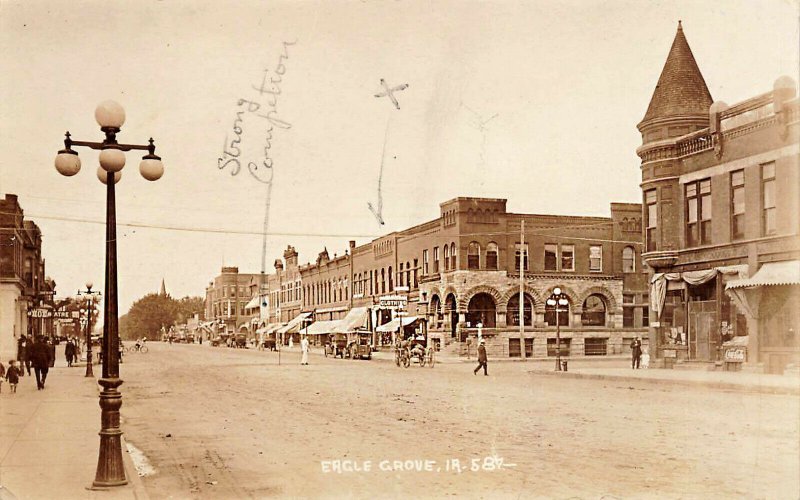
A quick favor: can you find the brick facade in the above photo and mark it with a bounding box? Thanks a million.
[637,23,800,372]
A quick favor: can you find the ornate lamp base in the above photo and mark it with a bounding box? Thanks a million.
[92,377,127,488]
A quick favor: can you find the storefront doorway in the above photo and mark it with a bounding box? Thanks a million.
[688,300,717,360]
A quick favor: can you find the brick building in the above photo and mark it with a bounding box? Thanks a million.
[204,266,261,336]
[637,23,800,372]
[0,194,56,361]
[297,196,649,358]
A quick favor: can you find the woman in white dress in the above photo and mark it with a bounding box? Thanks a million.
[300,336,309,365]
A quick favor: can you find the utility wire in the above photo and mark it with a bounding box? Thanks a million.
[0,209,644,245]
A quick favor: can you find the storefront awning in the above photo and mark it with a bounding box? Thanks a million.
[244,296,261,310]
[726,260,800,290]
[256,323,284,335]
[276,312,312,335]
[724,261,799,320]
[331,307,369,334]
[304,320,342,335]
[650,265,749,318]
[376,316,419,333]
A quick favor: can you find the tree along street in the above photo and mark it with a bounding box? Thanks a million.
[119,343,799,499]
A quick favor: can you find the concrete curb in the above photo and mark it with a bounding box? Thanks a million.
[528,369,800,396]
[120,436,151,500]
[92,383,151,499]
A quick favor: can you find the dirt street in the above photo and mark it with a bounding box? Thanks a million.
[119,343,799,499]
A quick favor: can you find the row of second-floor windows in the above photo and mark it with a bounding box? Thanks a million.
[304,278,349,306]
[280,281,301,303]
[217,285,248,299]
[212,300,247,317]
[686,164,778,247]
[645,161,782,252]
[541,244,603,272]
[422,242,636,273]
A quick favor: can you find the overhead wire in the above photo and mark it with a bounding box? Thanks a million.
[0,208,644,244]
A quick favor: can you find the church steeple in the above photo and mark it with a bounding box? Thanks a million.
[159,278,167,296]
[639,21,712,131]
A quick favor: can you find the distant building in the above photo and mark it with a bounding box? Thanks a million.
[637,23,800,372]
[204,267,261,336]
[0,194,56,360]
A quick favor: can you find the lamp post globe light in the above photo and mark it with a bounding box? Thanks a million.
[546,287,569,372]
[55,101,165,488]
[77,282,101,378]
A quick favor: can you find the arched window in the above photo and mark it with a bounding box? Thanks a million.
[486,242,498,270]
[381,269,385,294]
[406,262,411,288]
[468,241,480,270]
[622,246,635,273]
[399,263,404,286]
[467,293,496,327]
[545,296,570,327]
[450,243,456,270]
[507,292,533,326]
[581,294,607,326]
[443,245,450,271]
[388,266,393,291]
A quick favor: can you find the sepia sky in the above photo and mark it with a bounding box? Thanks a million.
[1,0,798,315]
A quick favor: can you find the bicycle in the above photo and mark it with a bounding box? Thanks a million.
[125,343,149,354]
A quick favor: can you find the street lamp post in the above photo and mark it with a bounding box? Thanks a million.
[55,100,165,488]
[546,287,569,372]
[77,282,101,378]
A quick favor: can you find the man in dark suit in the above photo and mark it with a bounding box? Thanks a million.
[630,337,642,369]
[473,339,488,376]
[28,336,53,390]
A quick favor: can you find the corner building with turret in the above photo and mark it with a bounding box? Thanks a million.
[637,23,800,373]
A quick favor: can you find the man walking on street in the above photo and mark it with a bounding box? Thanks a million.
[630,336,642,369]
[473,339,488,376]
[29,336,53,390]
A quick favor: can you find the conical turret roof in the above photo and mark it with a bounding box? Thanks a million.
[641,21,712,123]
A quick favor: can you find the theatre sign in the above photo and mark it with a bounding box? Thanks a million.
[28,308,79,319]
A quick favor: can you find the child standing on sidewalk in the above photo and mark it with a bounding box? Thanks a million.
[5,359,20,393]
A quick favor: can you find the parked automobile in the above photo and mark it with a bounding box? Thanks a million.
[347,331,373,360]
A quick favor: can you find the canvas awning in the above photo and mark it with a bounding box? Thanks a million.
[256,323,282,335]
[304,320,342,335]
[244,296,261,310]
[198,321,216,333]
[725,261,800,320]
[376,316,419,333]
[276,312,312,335]
[650,264,749,318]
[726,260,800,289]
[331,307,369,333]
